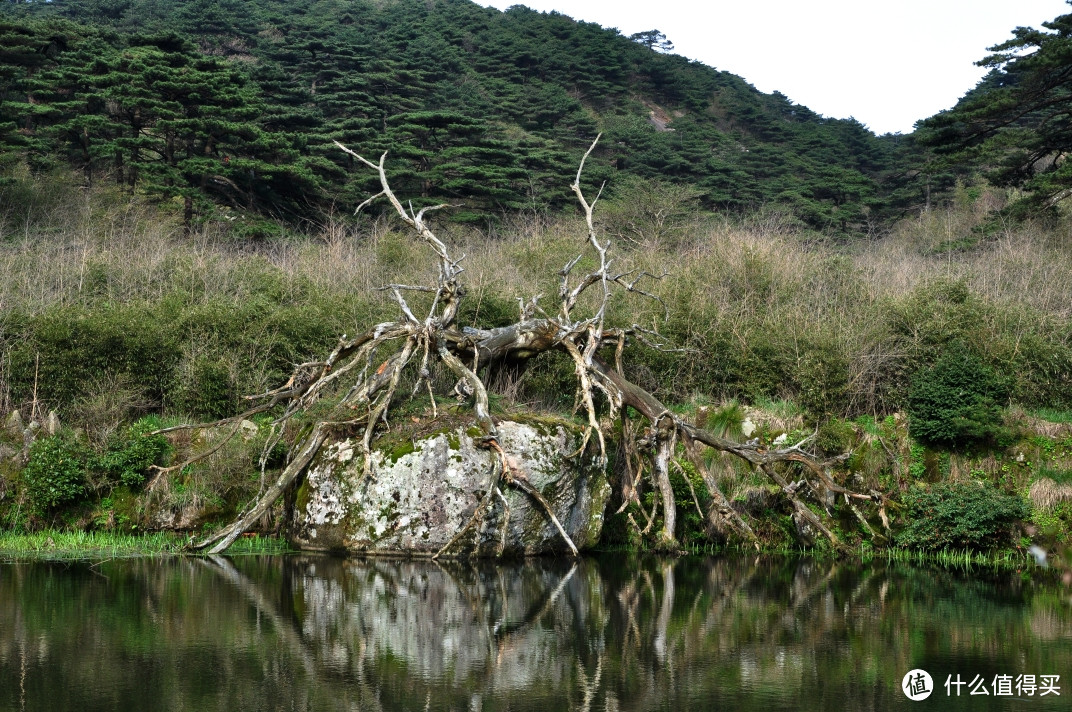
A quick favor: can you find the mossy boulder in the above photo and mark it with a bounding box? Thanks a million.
[290,418,609,556]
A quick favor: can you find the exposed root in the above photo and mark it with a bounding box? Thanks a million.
[171,135,890,557]
[492,440,579,557]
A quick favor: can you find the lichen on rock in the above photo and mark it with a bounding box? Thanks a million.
[290,417,609,556]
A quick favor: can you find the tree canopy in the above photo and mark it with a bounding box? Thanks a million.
[1,0,913,231]
[918,2,1072,220]
[629,29,674,53]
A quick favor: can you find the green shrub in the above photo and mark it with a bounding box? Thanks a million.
[895,482,1029,551]
[599,175,703,247]
[517,349,578,410]
[456,290,519,329]
[172,354,238,419]
[886,279,982,355]
[815,418,854,456]
[795,340,849,420]
[92,417,171,489]
[880,279,988,409]
[669,460,710,548]
[21,435,88,513]
[907,344,1011,449]
[7,303,178,409]
[701,400,745,438]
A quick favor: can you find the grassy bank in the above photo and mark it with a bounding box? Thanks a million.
[1,174,1072,558]
[0,530,291,561]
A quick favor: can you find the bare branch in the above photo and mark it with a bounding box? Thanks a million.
[174,135,886,558]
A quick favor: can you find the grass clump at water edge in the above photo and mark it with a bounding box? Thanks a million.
[0,530,292,561]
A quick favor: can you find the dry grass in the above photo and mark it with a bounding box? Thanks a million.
[1030,478,1072,512]
[2,174,1072,418]
[5,181,1070,320]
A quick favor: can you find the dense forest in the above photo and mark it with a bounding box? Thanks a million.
[0,0,932,233]
[2,0,1072,554]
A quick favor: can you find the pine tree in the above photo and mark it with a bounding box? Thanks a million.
[918,6,1072,220]
[629,29,674,54]
[0,18,57,176]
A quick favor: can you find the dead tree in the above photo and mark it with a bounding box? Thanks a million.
[179,136,889,556]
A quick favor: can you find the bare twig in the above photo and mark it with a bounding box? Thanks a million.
[172,136,886,558]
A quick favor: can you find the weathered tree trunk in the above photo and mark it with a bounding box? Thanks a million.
[169,136,889,556]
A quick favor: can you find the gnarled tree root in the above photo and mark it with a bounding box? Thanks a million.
[177,136,889,557]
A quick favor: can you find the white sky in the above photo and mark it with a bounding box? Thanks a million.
[482,0,1072,135]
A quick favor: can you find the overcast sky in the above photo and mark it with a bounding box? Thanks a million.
[482,0,1071,135]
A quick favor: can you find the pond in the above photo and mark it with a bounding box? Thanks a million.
[1,554,1070,711]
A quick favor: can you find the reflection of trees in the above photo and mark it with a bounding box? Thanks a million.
[1,556,1071,710]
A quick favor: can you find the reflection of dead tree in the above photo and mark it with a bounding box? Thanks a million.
[179,135,888,555]
[575,652,603,712]
[491,563,577,643]
[196,556,319,674]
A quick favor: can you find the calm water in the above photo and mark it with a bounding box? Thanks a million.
[1,554,1070,711]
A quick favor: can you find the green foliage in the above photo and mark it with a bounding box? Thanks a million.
[908,443,927,480]
[880,278,1072,412]
[918,7,1072,222]
[815,419,854,456]
[669,461,709,548]
[3,278,349,420]
[599,174,703,247]
[21,434,87,513]
[0,529,186,559]
[92,416,170,489]
[1032,408,1072,424]
[6,302,178,409]
[907,344,1011,449]
[172,355,238,420]
[17,416,168,518]
[794,339,850,421]
[895,482,1029,551]
[457,290,518,330]
[629,29,674,53]
[885,279,983,363]
[516,349,577,410]
[700,400,745,439]
[0,0,903,231]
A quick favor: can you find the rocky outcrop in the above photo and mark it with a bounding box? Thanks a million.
[290,418,610,556]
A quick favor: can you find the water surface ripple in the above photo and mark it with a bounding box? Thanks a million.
[1,554,1069,711]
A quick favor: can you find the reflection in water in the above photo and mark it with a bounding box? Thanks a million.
[1,554,1070,711]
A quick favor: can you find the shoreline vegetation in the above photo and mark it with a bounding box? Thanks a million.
[0,529,1037,572]
[2,173,1072,569]
[0,530,293,561]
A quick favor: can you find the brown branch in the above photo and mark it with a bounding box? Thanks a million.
[495,441,579,557]
[193,423,331,554]
[147,419,243,481]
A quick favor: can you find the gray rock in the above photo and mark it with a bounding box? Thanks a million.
[290,418,610,556]
[45,410,61,436]
[792,510,819,546]
[4,410,23,435]
[239,419,259,440]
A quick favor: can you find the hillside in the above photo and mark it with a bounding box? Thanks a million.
[0,0,916,232]
[4,1,1072,554]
